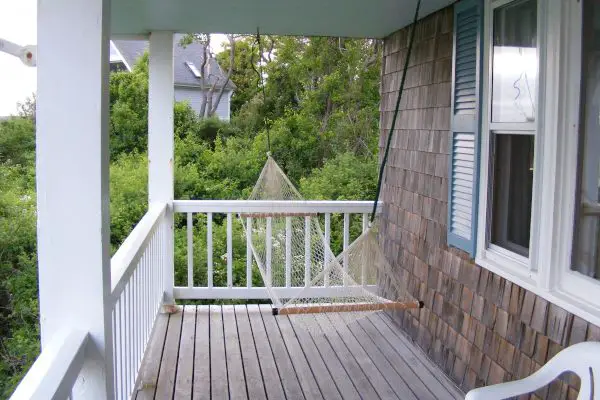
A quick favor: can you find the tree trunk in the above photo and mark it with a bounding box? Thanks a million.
[320,95,333,133]
[208,35,236,117]
[198,35,211,118]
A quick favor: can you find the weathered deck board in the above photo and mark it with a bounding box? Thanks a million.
[323,313,400,400]
[222,304,249,400]
[233,305,268,400]
[209,304,229,399]
[245,305,287,399]
[356,315,437,400]
[136,305,464,400]
[365,313,456,400]
[192,305,210,400]
[174,305,196,399]
[332,313,418,400]
[294,315,362,400]
[134,312,168,400]
[371,313,465,399]
[308,313,381,399]
[265,306,327,400]
[287,316,345,400]
[155,309,183,399]
[255,304,304,400]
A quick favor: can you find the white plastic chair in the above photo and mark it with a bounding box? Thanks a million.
[465,342,600,400]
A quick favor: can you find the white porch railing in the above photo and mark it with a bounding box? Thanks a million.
[172,200,376,300]
[12,200,376,399]
[110,202,168,400]
[11,203,169,400]
[10,330,89,399]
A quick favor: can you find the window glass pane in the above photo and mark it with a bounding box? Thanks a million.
[491,134,534,257]
[573,1,600,280]
[492,0,537,123]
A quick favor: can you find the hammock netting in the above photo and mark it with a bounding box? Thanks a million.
[241,156,417,329]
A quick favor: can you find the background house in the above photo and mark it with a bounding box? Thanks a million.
[111,34,235,121]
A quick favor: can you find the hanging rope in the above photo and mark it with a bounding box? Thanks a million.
[253,28,271,155]
[370,0,421,223]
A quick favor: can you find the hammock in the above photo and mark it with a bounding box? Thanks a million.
[244,0,423,320]
[240,156,421,317]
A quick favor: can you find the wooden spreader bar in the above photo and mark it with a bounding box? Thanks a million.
[239,212,318,218]
[272,300,423,315]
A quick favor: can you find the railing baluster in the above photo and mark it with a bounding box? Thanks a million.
[285,216,292,288]
[266,217,272,285]
[137,264,142,366]
[227,213,233,288]
[115,302,122,399]
[142,251,147,351]
[362,213,369,233]
[246,217,252,288]
[207,212,213,288]
[187,212,193,288]
[343,213,350,286]
[305,216,311,287]
[324,213,331,287]
[124,284,131,398]
[132,268,138,371]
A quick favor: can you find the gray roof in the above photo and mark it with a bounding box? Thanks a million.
[112,34,235,90]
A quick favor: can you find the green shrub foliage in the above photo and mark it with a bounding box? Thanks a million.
[1,36,381,396]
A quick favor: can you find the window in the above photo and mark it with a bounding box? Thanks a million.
[491,0,537,123]
[471,0,600,325]
[572,0,600,281]
[487,0,537,260]
[186,61,202,78]
[490,134,534,257]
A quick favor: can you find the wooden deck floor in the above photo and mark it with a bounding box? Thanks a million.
[134,304,464,400]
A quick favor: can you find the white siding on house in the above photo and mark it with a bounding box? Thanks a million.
[174,86,232,121]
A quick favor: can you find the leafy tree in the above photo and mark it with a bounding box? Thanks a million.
[0,161,37,397]
[300,152,378,201]
[0,118,35,166]
[0,34,384,397]
[110,152,148,249]
[216,36,260,114]
[109,55,149,156]
[16,94,36,122]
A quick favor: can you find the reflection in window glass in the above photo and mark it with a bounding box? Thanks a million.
[491,135,534,257]
[492,0,537,123]
[573,1,600,280]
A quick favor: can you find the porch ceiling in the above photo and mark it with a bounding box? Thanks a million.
[111,0,454,39]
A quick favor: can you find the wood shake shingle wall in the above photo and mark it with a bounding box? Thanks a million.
[379,5,600,398]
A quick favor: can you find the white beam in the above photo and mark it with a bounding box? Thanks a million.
[37,0,113,397]
[148,31,174,303]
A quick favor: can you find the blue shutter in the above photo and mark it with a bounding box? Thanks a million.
[447,0,482,257]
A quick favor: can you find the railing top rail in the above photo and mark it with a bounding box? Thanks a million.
[173,200,379,214]
[110,202,167,301]
[10,330,88,400]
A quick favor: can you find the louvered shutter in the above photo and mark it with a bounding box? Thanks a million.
[447,0,482,257]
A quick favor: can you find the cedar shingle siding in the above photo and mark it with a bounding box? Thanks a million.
[379,6,599,398]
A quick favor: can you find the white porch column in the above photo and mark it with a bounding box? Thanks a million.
[148,32,175,303]
[37,0,113,398]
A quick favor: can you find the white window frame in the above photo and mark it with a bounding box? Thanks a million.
[476,0,600,326]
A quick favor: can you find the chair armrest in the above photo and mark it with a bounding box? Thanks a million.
[465,364,565,399]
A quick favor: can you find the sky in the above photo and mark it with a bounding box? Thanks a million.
[0,0,227,117]
[0,0,37,117]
